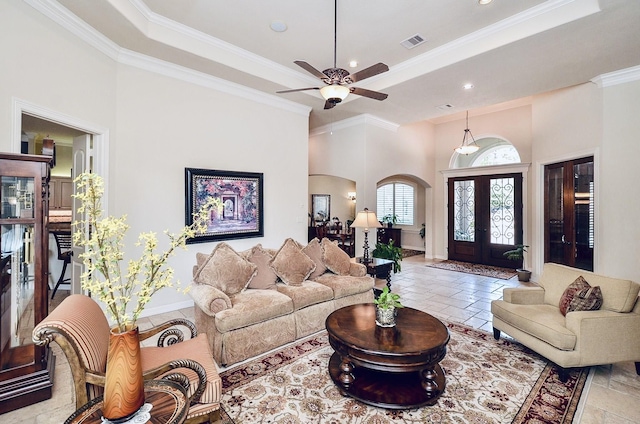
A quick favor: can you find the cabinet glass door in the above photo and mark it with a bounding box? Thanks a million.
[1,176,37,371]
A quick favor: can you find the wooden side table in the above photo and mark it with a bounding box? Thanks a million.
[64,380,188,424]
[356,257,394,295]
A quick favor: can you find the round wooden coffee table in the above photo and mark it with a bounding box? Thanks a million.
[325,303,450,409]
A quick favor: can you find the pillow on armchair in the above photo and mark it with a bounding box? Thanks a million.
[559,276,602,315]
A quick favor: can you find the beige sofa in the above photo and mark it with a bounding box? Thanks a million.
[190,237,374,367]
[492,263,640,380]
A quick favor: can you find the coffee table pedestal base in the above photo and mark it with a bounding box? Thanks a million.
[328,353,446,409]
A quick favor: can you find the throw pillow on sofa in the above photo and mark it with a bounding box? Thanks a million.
[244,244,278,290]
[270,238,316,286]
[321,237,351,276]
[194,242,258,296]
[568,285,603,314]
[558,276,591,316]
[303,238,327,280]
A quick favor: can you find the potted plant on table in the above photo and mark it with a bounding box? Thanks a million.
[373,286,404,327]
[381,214,398,228]
[503,244,531,282]
[372,240,402,273]
[72,173,218,422]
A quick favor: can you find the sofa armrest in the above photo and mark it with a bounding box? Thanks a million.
[189,282,232,317]
[502,287,545,304]
[566,310,640,363]
[349,262,367,277]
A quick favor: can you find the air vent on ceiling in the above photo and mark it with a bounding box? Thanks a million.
[436,104,455,111]
[401,34,426,49]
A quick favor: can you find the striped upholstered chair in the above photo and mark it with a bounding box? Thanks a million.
[33,294,221,423]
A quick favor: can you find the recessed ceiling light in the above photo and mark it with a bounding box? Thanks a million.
[349,60,358,68]
[463,83,474,90]
[478,0,493,5]
[270,21,287,32]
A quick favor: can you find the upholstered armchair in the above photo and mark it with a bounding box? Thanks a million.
[492,263,640,381]
[33,295,221,423]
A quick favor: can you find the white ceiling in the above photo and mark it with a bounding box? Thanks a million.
[24,0,640,133]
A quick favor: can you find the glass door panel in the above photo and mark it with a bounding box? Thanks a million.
[453,180,475,242]
[489,177,515,245]
[574,161,594,271]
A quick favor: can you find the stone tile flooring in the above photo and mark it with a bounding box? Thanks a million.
[4,255,639,423]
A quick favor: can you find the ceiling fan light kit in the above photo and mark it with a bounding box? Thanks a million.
[276,0,389,110]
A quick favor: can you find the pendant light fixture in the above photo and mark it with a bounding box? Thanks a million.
[454,111,480,155]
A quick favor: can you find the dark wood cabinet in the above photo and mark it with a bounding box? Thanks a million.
[50,177,73,210]
[377,227,401,248]
[0,153,54,413]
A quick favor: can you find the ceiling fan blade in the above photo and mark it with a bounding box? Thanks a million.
[294,61,328,80]
[276,87,320,94]
[350,87,388,101]
[347,63,389,83]
[324,100,337,110]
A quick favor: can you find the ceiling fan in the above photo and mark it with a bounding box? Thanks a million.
[276,0,389,110]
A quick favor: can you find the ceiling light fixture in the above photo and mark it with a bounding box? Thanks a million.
[463,83,474,90]
[320,83,350,104]
[454,111,480,155]
[270,21,287,32]
[478,0,493,5]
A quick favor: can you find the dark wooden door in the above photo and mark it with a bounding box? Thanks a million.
[448,173,523,268]
[544,157,594,271]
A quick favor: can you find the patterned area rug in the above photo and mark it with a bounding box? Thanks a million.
[219,322,588,423]
[401,249,424,258]
[426,260,518,280]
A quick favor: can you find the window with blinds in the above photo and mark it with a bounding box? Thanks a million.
[376,183,414,225]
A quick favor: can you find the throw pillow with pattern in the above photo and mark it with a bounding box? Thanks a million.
[559,276,590,316]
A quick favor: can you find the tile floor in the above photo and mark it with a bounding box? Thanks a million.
[3,255,639,423]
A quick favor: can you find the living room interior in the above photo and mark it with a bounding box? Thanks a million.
[1,0,640,423]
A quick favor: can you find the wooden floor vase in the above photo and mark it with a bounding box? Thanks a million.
[103,326,145,423]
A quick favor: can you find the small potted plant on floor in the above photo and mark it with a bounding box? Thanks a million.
[373,286,403,327]
[503,244,531,282]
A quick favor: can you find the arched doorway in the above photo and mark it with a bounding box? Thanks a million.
[444,137,528,268]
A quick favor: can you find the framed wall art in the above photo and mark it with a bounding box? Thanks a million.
[185,168,264,243]
[311,194,330,223]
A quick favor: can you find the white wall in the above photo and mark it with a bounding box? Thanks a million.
[1,1,311,316]
[599,80,640,281]
[308,175,356,226]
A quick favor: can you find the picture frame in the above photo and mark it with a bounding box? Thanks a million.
[185,168,264,243]
[311,194,331,223]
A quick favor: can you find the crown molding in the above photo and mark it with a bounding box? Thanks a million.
[310,114,399,137]
[118,50,311,116]
[367,0,601,91]
[24,0,311,117]
[591,65,640,88]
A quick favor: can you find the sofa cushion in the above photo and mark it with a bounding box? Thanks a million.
[302,238,327,280]
[491,301,577,351]
[559,276,590,316]
[269,238,316,286]
[244,244,278,290]
[321,238,351,276]
[194,243,258,296]
[215,289,294,333]
[540,263,639,312]
[314,273,374,299]
[276,281,334,310]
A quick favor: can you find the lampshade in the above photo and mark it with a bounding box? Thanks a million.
[350,208,382,230]
[454,111,480,155]
[320,84,350,103]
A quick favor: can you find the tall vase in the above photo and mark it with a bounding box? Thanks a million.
[103,326,145,423]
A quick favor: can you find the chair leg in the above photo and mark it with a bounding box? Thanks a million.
[51,260,70,299]
[493,327,500,340]
[557,366,569,383]
[635,362,640,375]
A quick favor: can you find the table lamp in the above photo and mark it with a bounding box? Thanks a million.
[349,208,382,263]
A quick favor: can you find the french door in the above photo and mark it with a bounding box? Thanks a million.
[448,173,523,268]
[544,157,594,271]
